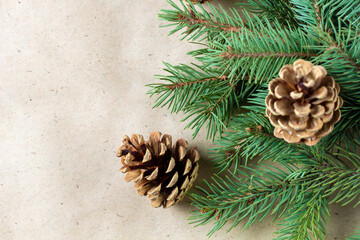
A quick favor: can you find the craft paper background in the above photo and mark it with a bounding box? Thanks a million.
[1,0,359,239]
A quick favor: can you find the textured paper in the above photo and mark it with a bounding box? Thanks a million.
[0,1,359,239]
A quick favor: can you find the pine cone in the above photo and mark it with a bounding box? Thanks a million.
[117,132,200,208]
[265,59,343,146]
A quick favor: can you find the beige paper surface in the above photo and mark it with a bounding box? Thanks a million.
[1,1,359,239]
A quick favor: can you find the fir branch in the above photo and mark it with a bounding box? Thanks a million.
[291,0,323,31]
[158,0,360,144]
[220,51,319,59]
[164,75,227,89]
[190,162,359,237]
[323,108,360,149]
[210,112,314,172]
[292,1,360,70]
[191,21,319,84]
[148,63,256,139]
[292,167,360,206]
[313,1,322,26]
[189,164,301,236]
[177,10,242,33]
[329,43,360,71]
[313,31,360,103]
[317,0,360,27]
[148,63,223,114]
[321,22,360,70]
[159,0,246,41]
[242,85,268,113]
[275,192,329,240]
[241,0,299,27]
[181,81,253,139]
[290,3,360,103]
[348,228,360,240]
[160,0,301,43]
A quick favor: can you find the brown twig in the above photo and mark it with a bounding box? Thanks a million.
[220,51,319,60]
[177,12,243,33]
[328,43,360,71]
[313,1,322,29]
[164,75,227,89]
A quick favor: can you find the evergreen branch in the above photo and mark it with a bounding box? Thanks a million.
[313,1,322,27]
[275,192,329,240]
[159,0,246,41]
[291,0,323,32]
[301,19,360,104]
[210,112,314,172]
[327,41,360,71]
[335,140,360,168]
[317,0,360,27]
[241,0,298,27]
[189,164,301,236]
[148,63,225,113]
[177,9,242,33]
[148,63,257,140]
[292,167,360,206]
[191,21,319,84]
[313,45,360,103]
[181,81,254,139]
[292,1,360,70]
[242,85,268,113]
[220,51,319,59]
[347,228,360,240]
[323,108,360,149]
[290,0,345,34]
[190,162,358,237]
[164,75,227,89]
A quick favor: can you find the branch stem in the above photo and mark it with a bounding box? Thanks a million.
[177,12,243,33]
[164,75,227,89]
[220,51,319,60]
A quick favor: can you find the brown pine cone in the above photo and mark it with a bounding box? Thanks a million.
[265,59,343,146]
[117,132,200,208]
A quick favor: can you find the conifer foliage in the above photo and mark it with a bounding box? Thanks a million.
[148,0,360,239]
